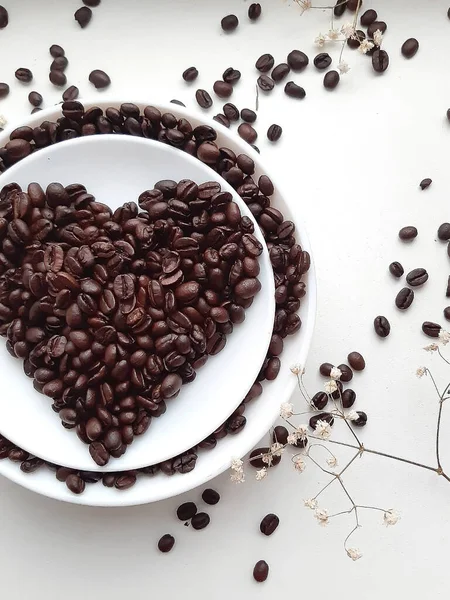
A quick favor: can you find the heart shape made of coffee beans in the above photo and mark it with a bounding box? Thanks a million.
[0,178,263,466]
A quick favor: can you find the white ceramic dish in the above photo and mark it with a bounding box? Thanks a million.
[0,134,275,472]
[0,99,316,506]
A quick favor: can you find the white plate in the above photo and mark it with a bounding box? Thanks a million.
[0,134,275,472]
[0,99,316,505]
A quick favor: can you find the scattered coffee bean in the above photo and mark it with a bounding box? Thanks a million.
[319,362,334,376]
[399,226,418,241]
[28,92,43,107]
[238,123,258,143]
[368,21,387,37]
[170,99,185,107]
[248,3,262,20]
[438,223,450,241]
[419,178,432,190]
[444,307,450,321]
[257,75,274,91]
[338,364,353,382]
[241,108,257,122]
[287,49,309,71]
[309,412,334,429]
[223,103,240,121]
[267,124,282,142]
[249,447,281,469]
[177,502,197,521]
[253,560,269,583]
[347,30,365,49]
[89,69,111,89]
[352,411,368,427]
[422,321,441,337]
[49,70,67,87]
[324,70,340,90]
[15,68,33,83]
[446,276,450,298]
[0,83,10,99]
[74,6,92,28]
[191,512,210,530]
[342,389,356,408]
[360,9,377,26]
[271,63,290,83]
[372,49,389,73]
[195,89,212,108]
[202,488,220,505]
[63,85,79,101]
[213,81,233,98]
[447,108,450,122]
[158,534,175,553]
[395,287,415,310]
[31,108,42,114]
[272,425,289,445]
[260,513,279,536]
[310,391,327,410]
[402,38,419,59]
[389,261,404,278]
[347,351,365,371]
[222,67,241,84]
[406,268,428,286]
[374,315,390,337]
[255,53,274,73]
[213,114,229,127]
[347,0,360,10]
[50,44,65,58]
[182,67,198,82]
[0,5,8,28]
[221,14,238,31]
[284,81,306,99]
[314,53,332,70]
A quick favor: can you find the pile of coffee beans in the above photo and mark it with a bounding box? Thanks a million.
[0,102,309,493]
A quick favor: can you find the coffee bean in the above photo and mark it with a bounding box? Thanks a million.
[368,21,387,37]
[422,321,441,337]
[222,67,241,84]
[182,67,198,82]
[248,3,262,20]
[213,81,233,98]
[89,441,109,466]
[255,53,274,73]
[260,514,279,536]
[399,226,417,241]
[338,364,353,382]
[347,30,365,49]
[75,6,92,27]
[63,85,79,101]
[221,14,238,31]
[342,389,356,408]
[50,44,65,57]
[213,114,229,128]
[347,351,365,371]
[334,0,347,16]
[158,534,175,553]
[372,49,389,73]
[284,81,306,99]
[406,268,428,286]
[271,63,290,83]
[191,512,210,530]
[15,68,33,83]
[309,412,334,429]
[51,56,68,72]
[374,315,390,338]
[195,89,212,109]
[253,560,269,583]
[28,92,43,107]
[249,447,281,469]
[221,103,239,122]
[319,362,333,376]
[238,123,258,144]
[324,70,340,90]
[0,82,9,98]
[395,287,414,310]
[257,75,274,91]
[353,411,367,427]
[389,261,404,278]
[438,223,450,241]
[287,49,309,71]
[49,71,67,87]
[0,5,8,28]
[419,177,431,190]
[401,37,419,59]
[202,488,220,505]
[267,124,282,142]
[66,474,85,494]
[360,9,377,25]
[176,501,197,520]
[89,69,111,89]
[444,307,450,321]
[272,425,289,444]
[314,53,332,70]
[241,108,257,123]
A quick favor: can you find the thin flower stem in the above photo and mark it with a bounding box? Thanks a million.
[437,348,450,366]
[436,399,444,470]
[344,524,360,550]
[330,507,355,519]
[313,476,338,500]
[338,451,361,478]
[307,450,335,476]
[356,505,387,513]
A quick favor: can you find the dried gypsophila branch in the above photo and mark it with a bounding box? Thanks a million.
[228,329,450,560]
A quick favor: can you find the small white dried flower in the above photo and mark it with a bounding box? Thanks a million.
[341,23,355,39]
[262,452,272,466]
[439,329,450,345]
[346,410,359,421]
[304,498,318,510]
[424,343,439,352]
[373,29,383,46]
[327,28,340,40]
[231,458,243,472]
[330,367,342,380]
[326,456,338,468]
[416,367,427,378]
[296,424,308,441]
[359,39,375,54]
[338,60,350,74]
[280,402,294,419]
[314,33,326,48]
[314,508,329,526]
[255,468,267,481]
[314,420,332,440]
[298,0,312,13]
[293,455,306,472]
[383,510,400,526]
[230,470,245,483]
[324,380,338,395]
[287,432,299,445]
[290,363,304,375]
[270,442,284,457]
[0,114,7,129]
[346,547,363,561]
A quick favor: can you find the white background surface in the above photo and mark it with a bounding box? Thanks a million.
[1,0,450,597]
